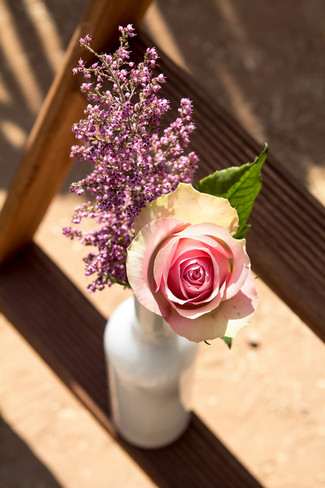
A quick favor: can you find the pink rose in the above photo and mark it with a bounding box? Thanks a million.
[126,184,258,342]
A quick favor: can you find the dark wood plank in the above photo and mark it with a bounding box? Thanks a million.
[0,243,264,488]
[132,35,325,341]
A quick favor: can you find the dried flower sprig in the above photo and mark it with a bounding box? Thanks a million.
[63,25,198,292]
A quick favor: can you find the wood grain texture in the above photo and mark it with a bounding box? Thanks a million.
[0,0,152,265]
[132,35,325,341]
[0,243,264,488]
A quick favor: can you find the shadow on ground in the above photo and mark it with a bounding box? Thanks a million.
[0,417,62,488]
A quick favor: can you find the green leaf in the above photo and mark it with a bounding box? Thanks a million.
[195,144,268,239]
[221,336,232,349]
[196,163,252,197]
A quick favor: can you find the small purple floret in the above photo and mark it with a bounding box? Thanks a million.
[63,25,198,292]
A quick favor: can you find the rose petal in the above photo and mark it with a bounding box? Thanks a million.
[175,222,250,300]
[153,235,180,292]
[162,246,223,309]
[169,292,223,320]
[154,238,214,301]
[167,253,212,299]
[173,230,233,260]
[180,257,213,297]
[162,304,227,342]
[218,270,259,338]
[126,218,189,314]
[163,271,258,342]
[134,183,239,235]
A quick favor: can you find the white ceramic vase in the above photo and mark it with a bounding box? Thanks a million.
[103,295,198,449]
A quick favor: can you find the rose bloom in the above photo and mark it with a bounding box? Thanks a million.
[126,184,258,342]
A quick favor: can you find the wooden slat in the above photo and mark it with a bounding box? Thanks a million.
[0,243,264,488]
[132,35,325,341]
[0,0,152,266]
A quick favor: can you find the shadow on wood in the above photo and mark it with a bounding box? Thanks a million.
[0,243,264,488]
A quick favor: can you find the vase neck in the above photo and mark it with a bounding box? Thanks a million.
[134,297,173,341]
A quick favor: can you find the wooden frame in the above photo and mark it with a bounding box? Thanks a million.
[0,0,152,264]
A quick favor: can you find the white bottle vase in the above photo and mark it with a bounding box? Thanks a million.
[103,295,198,449]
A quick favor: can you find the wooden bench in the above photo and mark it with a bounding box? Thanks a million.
[0,0,324,486]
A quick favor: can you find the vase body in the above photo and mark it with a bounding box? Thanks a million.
[103,295,198,448]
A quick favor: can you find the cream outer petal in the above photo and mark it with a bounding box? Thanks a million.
[134,183,239,236]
